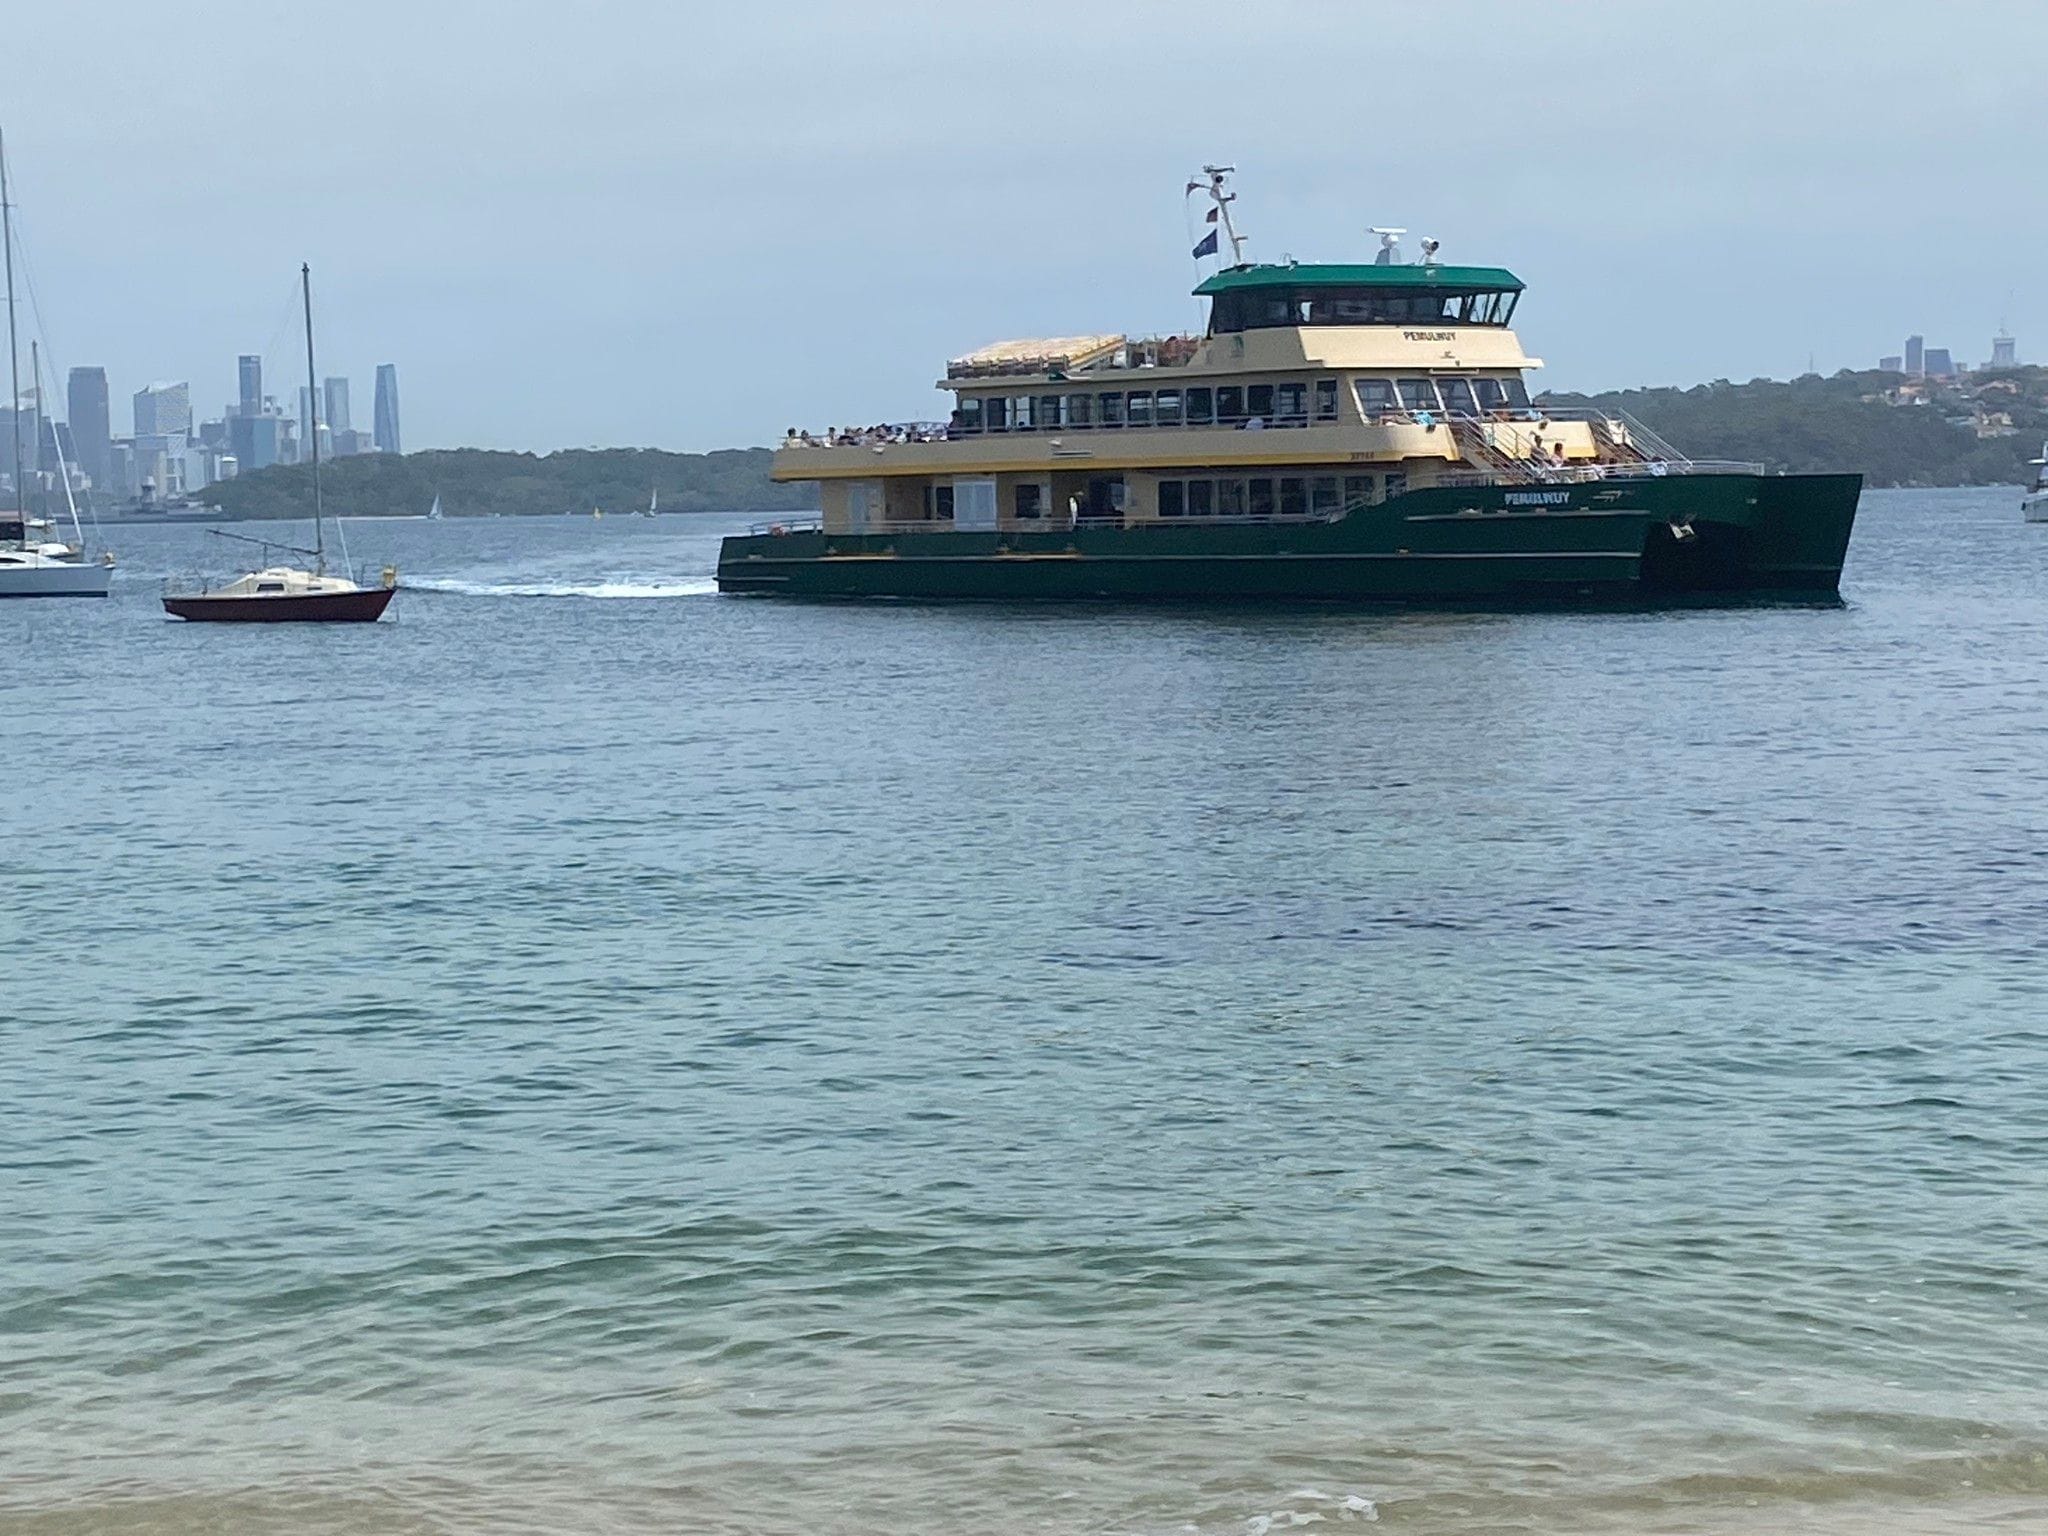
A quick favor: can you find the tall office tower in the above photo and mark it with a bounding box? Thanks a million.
[1992,333,2018,369]
[1904,335,1924,375]
[237,354,262,419]
[323,376,351,435]
[373,363,400,454]
[1922,347,1956,379]
[133,380,192,439]
[67,366,112,489]
[1878,355,1903,373]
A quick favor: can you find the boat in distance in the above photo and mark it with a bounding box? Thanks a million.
[718,170,1859,604]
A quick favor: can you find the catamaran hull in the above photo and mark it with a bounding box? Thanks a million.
[0,562,113,598]
[162,586,397,623]
[716,473,1861,604]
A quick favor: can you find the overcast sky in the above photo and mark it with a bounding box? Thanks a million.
[7,0,2044,452]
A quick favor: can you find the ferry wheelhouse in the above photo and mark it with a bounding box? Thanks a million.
[719,173,1859,602]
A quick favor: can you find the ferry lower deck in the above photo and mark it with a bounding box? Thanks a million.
[717,471,1861,604]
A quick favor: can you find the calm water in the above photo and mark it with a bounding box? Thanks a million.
[5,490,2048,1536]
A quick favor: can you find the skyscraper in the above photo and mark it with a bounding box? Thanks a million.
[1923,347,1956,379]
[1904,335,1924,375]
[67,366,111,490]
[1992,333,2018,369]
[324,376,351,435]
[133,381,192,438]
[238,354,262,419]
[373,363,401,454]
[1878,355,1903,373]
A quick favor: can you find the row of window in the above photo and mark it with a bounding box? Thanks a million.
[951,375,1535,435]
[1355,375,1532,417]
[954,379,1344,435]
[1157,472,1407,520]
[1212,288,1520,334]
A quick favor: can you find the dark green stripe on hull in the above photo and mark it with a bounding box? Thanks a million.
[718,473,1861,605]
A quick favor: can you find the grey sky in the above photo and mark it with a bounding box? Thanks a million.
[9,0,2044,452]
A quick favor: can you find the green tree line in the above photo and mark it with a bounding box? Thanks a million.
[198,446,817,520]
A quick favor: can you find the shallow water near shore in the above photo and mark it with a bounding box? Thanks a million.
[5,488,2048,1535]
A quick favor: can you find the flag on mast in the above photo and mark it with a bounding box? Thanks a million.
[1192,229,1219,259]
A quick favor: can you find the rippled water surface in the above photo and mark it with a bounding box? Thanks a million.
[5,491,2048,1535]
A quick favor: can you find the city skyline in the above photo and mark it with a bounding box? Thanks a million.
[6,2,2048,453]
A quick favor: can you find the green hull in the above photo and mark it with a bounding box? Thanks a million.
[717,473,1860,603]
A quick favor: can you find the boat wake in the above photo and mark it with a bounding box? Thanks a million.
[406,576,718,599]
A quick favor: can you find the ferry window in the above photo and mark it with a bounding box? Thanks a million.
[1314,379,1338,421]
[954,398,984,433]
[1354,378,1398,417]
[1502,376,1532,409]
[1439,378,1478,416]
[1216,386,1244,423]
[1188,480,1215,517]
[985,396,1009,431]
[1098,391,1124,427]
[1311,476,1339,515]
[1126,391,1154,429]
[1013,396,1036,431]
[925,483,955,520]
[1279,478,1307,518]
[1474,378,1507,412]
[1155,389,1183,427]
[1274,383,1306,424]
[1398,378,1441,413]
[1038,395,1061,428]
[1064,394,1092,428]
[1187,387,1213,425]
[1384,471,1408,501]
[1254,295,1293,328]
[1218,479,1247,517]
[1159,480,1186,517]
[1014,482,1044,519]
[1343,475,1374,507]
[1247,384,1275,421]
[1249,478,1276,518]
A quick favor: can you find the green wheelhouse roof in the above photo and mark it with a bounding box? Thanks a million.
[1194,262,1524,295]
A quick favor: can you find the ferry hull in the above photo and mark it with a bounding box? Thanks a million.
[0,561,114,598]
[717,473,1860,604]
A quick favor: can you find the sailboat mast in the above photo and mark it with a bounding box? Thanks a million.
[301,262,323,575]
[2,127,23,538]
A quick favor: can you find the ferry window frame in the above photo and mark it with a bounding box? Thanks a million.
[1311,475,1340,515]
[1217,385,1245,423]
[1037,394,1061,429]
[955,397,984,433]
[1274,382,1306,425]
[1218,478,1247,517]
[1438,377,1479,417]
[1343,474,1374,507]
[1159,479,1186,518]
[1188,479,1215,517]
[1398,378,1441,413]
[1187,387,1214,425]
[1501,375,1532,409]
[1209,283,1520,336]
[925,483,956,520]
[1098,391,1124,428]
[1246,384,1275,421]
[1013,395,1037,431]
[1248,477,1276,518]
[1314,379,1339,421]
[1155,389,1183,428]
[1065,393,1093,428]
[1279,477,1307,518]
[1353,378,1398,418]
[1473,377,1507,412]
[1126,391,1154,429]
[985,396,1009,432]
[1013,482,1044,520]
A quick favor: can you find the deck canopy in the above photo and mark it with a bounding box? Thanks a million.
[1197,262,1524,333]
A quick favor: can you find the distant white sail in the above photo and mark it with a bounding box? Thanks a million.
[426,493,443,520]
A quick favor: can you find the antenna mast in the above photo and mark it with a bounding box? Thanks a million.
[301,263,324,575]
[1200,165,1247,266]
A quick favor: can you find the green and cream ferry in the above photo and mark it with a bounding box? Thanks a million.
[718,171,1859,603]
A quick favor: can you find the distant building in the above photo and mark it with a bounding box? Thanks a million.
[298,386,316,448]
[1991,333,2018,369]
[229,412,284,472]
[1904,335,1924,375]
[1878,355,1903,373]
[333,428,368,456]
[237,355,263,419]
[1923,347,1956,379]
[67,366,111,490]
[323,376,351,437]
[133,380,192,439]
[373,363,400,454]
[0,392,39,506]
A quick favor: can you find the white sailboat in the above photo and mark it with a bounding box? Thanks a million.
[0,126,110,599]
[426,492,444,520]
[2023,443,2047,523]
[638,486,659,518]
